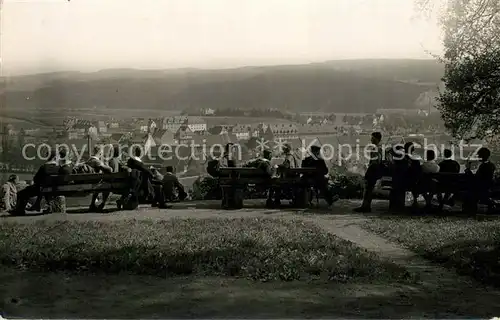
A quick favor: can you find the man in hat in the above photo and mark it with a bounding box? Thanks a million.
[1,174,18,212]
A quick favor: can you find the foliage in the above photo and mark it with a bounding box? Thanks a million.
[0,218,411,282]
[328,170,364,199]
[416,0,500,139]
[196,169,364,201]
[363,216,500,287]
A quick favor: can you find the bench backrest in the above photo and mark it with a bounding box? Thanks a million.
[218,167,322,178]
[44,172,130,185]
[41,172,131,195]
[422,172,471,184]
[218,167,269,178]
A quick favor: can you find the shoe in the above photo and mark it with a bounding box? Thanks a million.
[353,207,371,213]
[26,205,41,212]
[8,209,25,216]
[329,194,340,205]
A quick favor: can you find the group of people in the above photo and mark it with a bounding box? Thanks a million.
[1,145,186,215]
[208,142,339,207]
[355,131,496,213]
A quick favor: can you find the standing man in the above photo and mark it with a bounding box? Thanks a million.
[465,147,496,213]
[354,132,383,213]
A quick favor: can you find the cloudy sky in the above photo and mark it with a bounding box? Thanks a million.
[1,0,443,75]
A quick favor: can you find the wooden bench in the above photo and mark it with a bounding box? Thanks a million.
[40,172,132,211]
[380,172,497,212]
[218,167,322,209]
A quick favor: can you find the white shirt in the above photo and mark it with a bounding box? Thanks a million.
[422,160,440,173]
[130,156,142,163]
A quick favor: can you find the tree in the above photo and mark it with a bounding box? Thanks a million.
[416,0,500,139]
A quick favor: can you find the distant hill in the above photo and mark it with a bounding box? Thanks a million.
[0,59,443,114]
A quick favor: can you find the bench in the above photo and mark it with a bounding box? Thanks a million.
[380,172,499,212]
[218,167,323,209]
[40,172,132,211]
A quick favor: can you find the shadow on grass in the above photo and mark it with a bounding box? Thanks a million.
[422,239,500,288]
[1,268,498,318]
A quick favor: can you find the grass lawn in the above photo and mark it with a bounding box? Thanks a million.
[0,218,410,282]
[4,217,500,317]
[361,215,500,287]
[0,217,427,318]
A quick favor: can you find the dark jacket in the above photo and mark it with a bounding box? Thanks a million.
[467,161,496,191]
[33,161,60,186]
[439,159,460,173]
[162,172,186,201]
[302,156,328,176]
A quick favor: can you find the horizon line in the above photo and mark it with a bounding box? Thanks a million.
[1,57,441,78]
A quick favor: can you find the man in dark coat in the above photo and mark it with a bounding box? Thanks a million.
[389,144,408,211]
[465,147,496,212]
[354,132,383,212]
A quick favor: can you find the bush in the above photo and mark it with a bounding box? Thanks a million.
[329,168,364,199]
[0,218,411,282]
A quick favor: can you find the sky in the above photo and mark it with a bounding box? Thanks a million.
[1,0,443,75]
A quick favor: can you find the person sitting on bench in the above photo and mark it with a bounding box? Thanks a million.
[404,142,422,208]
[220,143,237,168]
[437,148,460,208]
[87,146,113,212]
[302,145,337,207]
[271,144,299,207]
[27,147,72,213]
[1,174,18,213]
[465,147,496,212]
[281,144,298,169]
[127,146,155,203]
[161,166,187,205]
[420,149,440,210]
[245,149,274,176]
[10,150,61,216]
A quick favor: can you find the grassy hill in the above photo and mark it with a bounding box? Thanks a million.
[0,59,443,114]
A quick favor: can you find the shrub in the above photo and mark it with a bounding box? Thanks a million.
[329,166,364,199]
[198,169,365,200]
[0,218,411,282]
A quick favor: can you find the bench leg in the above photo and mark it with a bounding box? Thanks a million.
[221,186,234,209]
[233,188,244,209]
[293,188,309,209]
